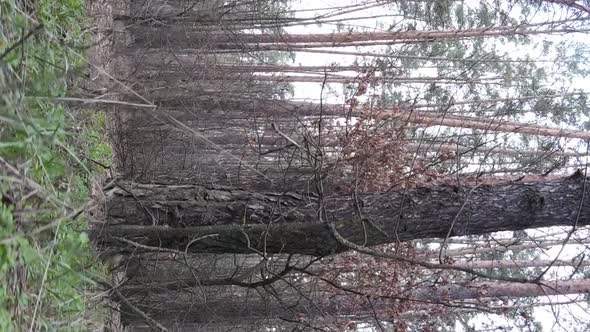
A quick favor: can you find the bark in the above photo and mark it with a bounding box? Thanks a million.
[119,91,590,140]
[94,174,590,256]
[120,276,590,325]
[121,257,590,294]
[134,72,501,85]
[111,103,332,189]
[120,278,335,325]
[122,0,242,22]
[114,50,374,74]
[113,93,590,141]
[122,253,314,291]
[127,322,300,332]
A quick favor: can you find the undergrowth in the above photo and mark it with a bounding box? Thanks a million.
[1,0,111,330]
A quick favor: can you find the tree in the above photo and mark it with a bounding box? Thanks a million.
[100,0,590,330]
[95,174,590,256]
[128,21,589,49]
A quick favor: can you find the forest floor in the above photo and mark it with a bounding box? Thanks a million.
[0,0,118,330]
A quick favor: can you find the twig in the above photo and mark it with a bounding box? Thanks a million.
[328,222,536,284]
[271,122,302,149]
[184,234,220,253]
[546,0,590,14]
[0,24,44,61]
[238,227,266,257]
[113,181,159,225]
[29,208,63,332]
[367,295,386,332]
[29,96,156,108]
[438,183,481,264]
[111,287,168,331]
[112,236,185,256]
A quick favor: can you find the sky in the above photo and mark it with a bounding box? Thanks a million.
[282,0,590,162]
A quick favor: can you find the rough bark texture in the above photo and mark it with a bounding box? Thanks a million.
[94,175,590,256]
[120,279,334,325]
[110,106,329,189]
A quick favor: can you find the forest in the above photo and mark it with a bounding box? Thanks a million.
[2,0,590,331]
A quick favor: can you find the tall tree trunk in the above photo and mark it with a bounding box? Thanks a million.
[94,174,590,256]
[389,110,590,140]
[412,278,590,301]
[450,259,590,270]
[418,238,588,258]
[131,62,374,75]
[405,142,585,158]
[127,24,586,49]
[119,276,590,325]
[135,73,501,85]
[111,93,590,140]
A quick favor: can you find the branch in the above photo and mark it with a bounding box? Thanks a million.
[271,122,303,149]
[0,25,44,61]
[111,287,168,331]
[328,222,533,283]
[545,0,590,14]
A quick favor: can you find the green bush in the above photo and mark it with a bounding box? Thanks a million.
[1,0,110,330]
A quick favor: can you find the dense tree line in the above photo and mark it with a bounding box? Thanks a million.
[96,0,590,330]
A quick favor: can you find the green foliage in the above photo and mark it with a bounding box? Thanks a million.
[0,0,109,330]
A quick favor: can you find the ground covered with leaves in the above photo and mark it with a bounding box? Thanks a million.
[0,0,111,330]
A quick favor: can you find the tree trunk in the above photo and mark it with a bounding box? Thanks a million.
[94,174,590,256]
[119,276,590,325]
[418,238,587,258]
[117,54,372,74]
[390,110,590,140]
[127,24,586,49]
[412,278,590,301]
[113,94,590,140]
[135,73,499,85]
[450,259,590,270]
[405,142,585,158]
